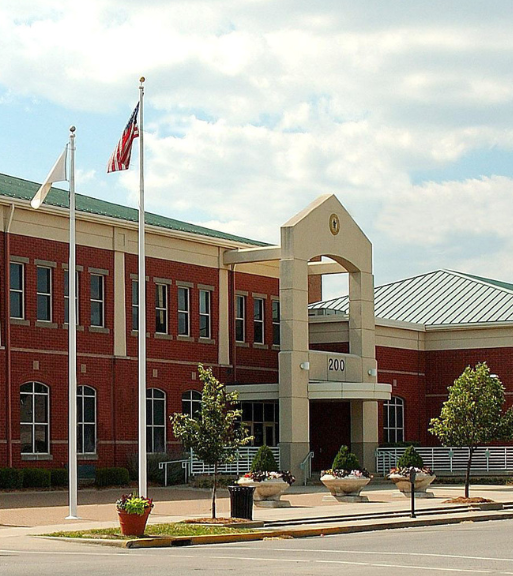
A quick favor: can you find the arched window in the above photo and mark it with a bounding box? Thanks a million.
[147,388,166,453]
[20,382,49,454]
[182,390,201,418]
[383,396,405,443]
[77,386,96,455]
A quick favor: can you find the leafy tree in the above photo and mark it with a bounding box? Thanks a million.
[251,445,279,472]
[397,445,424,469]
[332,445,361,471]
[429,362,513,498]
[171,364,252,518]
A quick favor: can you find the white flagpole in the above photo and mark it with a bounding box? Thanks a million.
[138,78,147,496]
[66,125,79,519]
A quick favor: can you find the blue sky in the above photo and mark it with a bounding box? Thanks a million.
[1,1,513,298]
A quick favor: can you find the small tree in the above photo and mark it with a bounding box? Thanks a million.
[429,362,513,498]
[397,445,424,469]
[332,445,361,471]
[251,445,279,473]
[171,364,252,518]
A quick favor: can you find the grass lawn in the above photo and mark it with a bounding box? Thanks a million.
[43,522,257,540]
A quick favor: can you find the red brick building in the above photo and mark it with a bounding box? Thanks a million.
[1,173,512,474]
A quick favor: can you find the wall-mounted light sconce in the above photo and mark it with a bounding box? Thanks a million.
[300,362,310,370]
[368,368,377,377]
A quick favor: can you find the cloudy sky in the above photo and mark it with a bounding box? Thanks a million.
[1,0,513,297]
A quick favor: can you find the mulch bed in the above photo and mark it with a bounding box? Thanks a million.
[183,517,254,524]
[442,497,494,504]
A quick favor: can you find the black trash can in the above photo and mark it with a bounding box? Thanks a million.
[228,485,255,520]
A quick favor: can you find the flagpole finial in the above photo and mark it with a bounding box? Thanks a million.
[70,126,76,133]
[140,77,145,84]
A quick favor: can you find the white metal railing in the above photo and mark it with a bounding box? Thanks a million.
[299,451,315,486]
[159,459,191,486]
[376,446,513,475]
[190,446,281,476]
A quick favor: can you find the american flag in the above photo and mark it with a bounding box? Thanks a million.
[107,103,140,173]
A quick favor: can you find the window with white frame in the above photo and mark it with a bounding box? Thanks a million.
[235,295,245,342]
[132,280,138,331]
[20,382,49,454]
[253,298,264,344]
[178,286,190,336]
[64,270,79,324]
[77,385,96,454]
[383,396,405,443]
[199,290,211,339]
[272,299,280,346]
[155,283,168,334]
[90,274,105,327]
[182,390,201,418]
[147,388,166,453]
[36,266,52,322]
[10,262,24,319]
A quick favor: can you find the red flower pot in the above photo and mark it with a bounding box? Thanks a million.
[118,507,151,537]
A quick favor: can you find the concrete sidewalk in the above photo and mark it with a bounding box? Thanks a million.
[2,481,513,540]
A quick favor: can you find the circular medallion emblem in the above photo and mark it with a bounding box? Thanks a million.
[329,213,340,236]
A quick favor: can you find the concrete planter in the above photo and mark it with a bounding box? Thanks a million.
[237,476,291,508]
[320,474,371,502]
[389,472,436,498]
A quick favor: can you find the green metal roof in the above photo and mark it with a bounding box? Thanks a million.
[0,173,267,247]
[453,270,513,294]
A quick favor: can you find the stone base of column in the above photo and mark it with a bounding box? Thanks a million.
[279,441,310,480]
[351,441,378,473]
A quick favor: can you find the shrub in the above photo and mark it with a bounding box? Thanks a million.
[191,475,238,489]
[126,452,186,485]
[332,445,361,471]
[397,445,424,469]
[22,468,51,488]
[95,467,130,488]
[0,467,23,489]
[251,445,279,472]
[51,468,68,487]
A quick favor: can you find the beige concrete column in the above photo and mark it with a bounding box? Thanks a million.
[279,257,310,477]
[113,250,127,358]
[349,271,377,383]
[350,400,379,472]
[218,267,230,366]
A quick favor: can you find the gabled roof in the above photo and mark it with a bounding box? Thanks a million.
[309,269,513,326]
[0,173,267,247]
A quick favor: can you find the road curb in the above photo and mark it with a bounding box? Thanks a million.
[38,509,513,548]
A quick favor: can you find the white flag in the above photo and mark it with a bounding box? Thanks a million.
[31,147,68,209]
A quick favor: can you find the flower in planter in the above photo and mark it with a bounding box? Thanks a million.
[243,470,296,485]
[116,493,154,515]
[388,466,433,477]
[322,468,371,479]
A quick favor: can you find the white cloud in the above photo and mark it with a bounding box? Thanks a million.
[2,1,513,287]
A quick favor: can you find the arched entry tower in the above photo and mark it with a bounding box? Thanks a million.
[224,195,391,478]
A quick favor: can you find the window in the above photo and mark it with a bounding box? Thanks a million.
[182,390,201,418]
[199,290,211,339]
[178,287,190,336]
[235,295,245,342]
[241,401,279,446]
[20,382,49,454]
[77,386,96,454]
[10,262,24,319]
[272,300,280,346]
[90,274,105,327]
[253,298,264,344]
[64,270,79,324]
[36,266,52,321]
[383,396,405,443]
[132,280,138,331]
[147,388,166,453]
[155,284,168,334]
